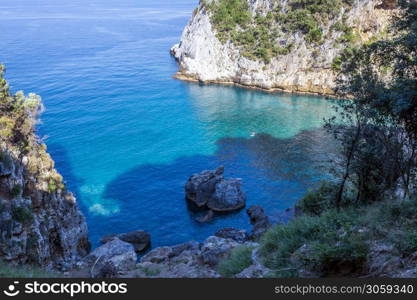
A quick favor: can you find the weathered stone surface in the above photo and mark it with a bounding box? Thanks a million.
[171,0,394,95]
[247,205,271,240]
[215,228,248,243]
[367,242,404,276]
[208,179,246,212]
[81,238,136,278]
[200,236,240,267]
[101,230,151,253]
[185,166,246,213]
[132,240,221,278]
[0,149,90,270]
[185,166,224,208]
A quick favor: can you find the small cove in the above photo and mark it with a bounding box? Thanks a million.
[0,0,338,248]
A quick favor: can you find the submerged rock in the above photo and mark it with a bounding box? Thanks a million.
[185,166,246,214]
[195,210,214,223]
[101,230,151,253]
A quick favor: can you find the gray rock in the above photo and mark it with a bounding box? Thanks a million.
[215,228,248,243]
[247,205,271,240]
[101,230,151,253]
[208,179,246,212]
[185,166,246,213]
[81,238,137,278]
[367,242,403,276]
[199,236,240,267]
[0,152,13,176]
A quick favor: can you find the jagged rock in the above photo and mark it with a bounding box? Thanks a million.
[132,240,220,278]
[185,166,224,207]
[185,166,246,213]
[247,205,271,240]
[208,179,246,212]
[199,236,240,267]
[101,230,151,253]
[215,228,248,243]
[367,242,403,276]
[171,0,394,95]
[81,238,137,278]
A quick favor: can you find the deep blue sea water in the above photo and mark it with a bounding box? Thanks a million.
[0,0,337,248]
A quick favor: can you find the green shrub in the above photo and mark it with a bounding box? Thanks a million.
[11,206,34,225]
[206,0,355,64]
[296,181,339,215]
[10,184,22,198]
[0,260,57,278]
[260,208,369,275]
[217,245,254,277]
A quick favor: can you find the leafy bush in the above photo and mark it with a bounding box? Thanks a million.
[11,206,34,225]
[205,0,355,64]
[0,260,57,278]
[296,181,347,215]
[260,208,369,275]
[10,184,22,198]
[217,245,254,277]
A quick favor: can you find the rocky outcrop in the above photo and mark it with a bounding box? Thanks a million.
[77,238,136,278]
[0,65,90,270]
[215,228,248,243]
[101,230,151,253]
[185,166,246,213]
[247,205,271,240]
[171,0,395,95]
[127,236,261,278]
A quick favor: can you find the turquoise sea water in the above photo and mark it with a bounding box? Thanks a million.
[0,0,337,248]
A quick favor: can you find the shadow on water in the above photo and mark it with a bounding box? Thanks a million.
[92,128,337,248]
[46,143,92,220]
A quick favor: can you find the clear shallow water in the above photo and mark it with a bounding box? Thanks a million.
[0,0,337,248]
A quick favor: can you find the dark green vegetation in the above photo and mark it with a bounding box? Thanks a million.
[204,0,356,63]
[217,245,254,277]
[0,260,57,278]
[259,1,417,277]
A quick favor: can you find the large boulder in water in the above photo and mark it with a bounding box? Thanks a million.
[185,166,246,213]
[185,166,224,207]
[101,230,151,253]
[208,178,246,212]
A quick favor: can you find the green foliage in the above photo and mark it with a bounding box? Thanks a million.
[296,181,339,215]
[10,184,22,198]
[328,0,417,204]
[11,206,34,225]
[217,245,254,277]
[0,260,57,278]
[206,0,355,64]
[363,196,417,256]
[0,64,42,143]
[260,208,369,275]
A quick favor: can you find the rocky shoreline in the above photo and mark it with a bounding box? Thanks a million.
[172,72,339,98]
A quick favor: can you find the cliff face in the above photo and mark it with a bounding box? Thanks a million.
[171,0,396,95]
[0,65,90,270]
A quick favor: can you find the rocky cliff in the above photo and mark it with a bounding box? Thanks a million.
[0,65,90,271]
[171,0,396,95]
